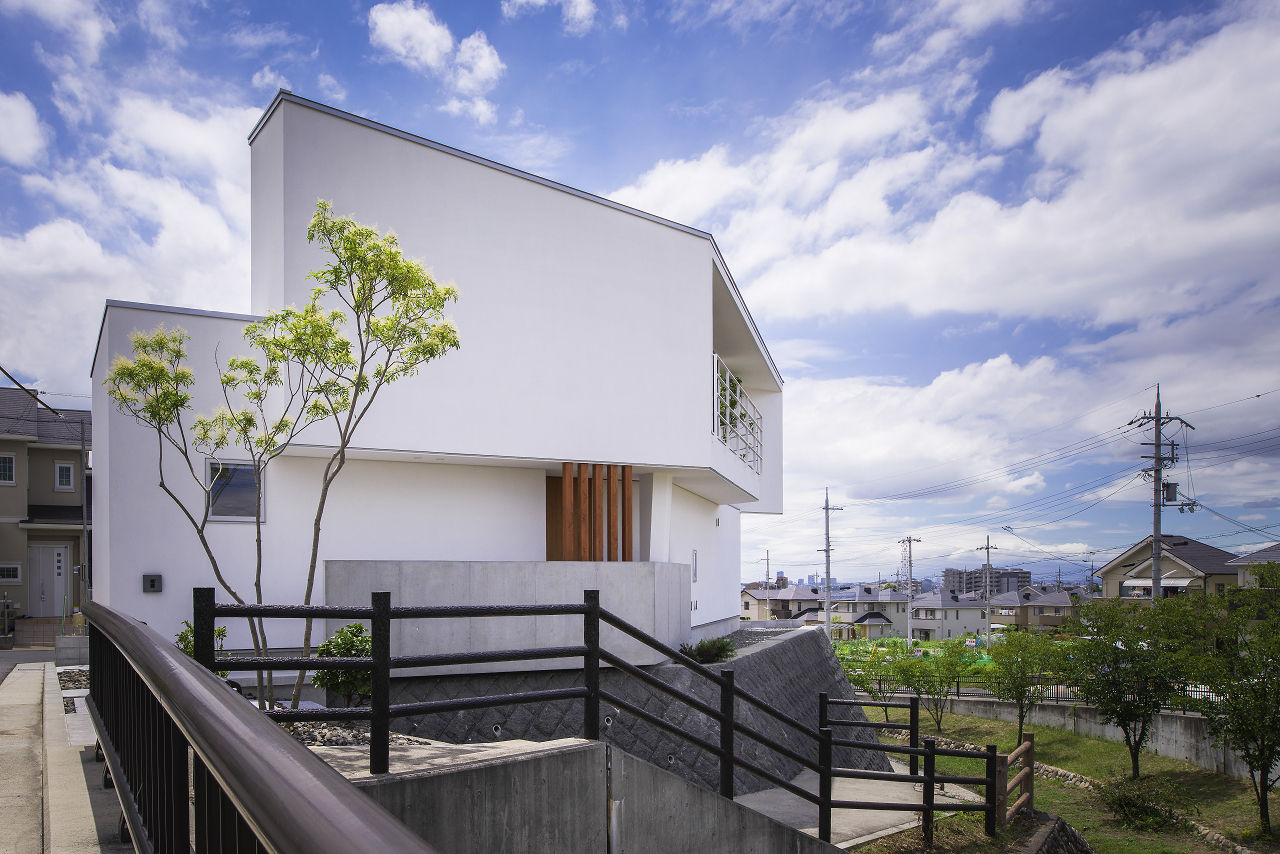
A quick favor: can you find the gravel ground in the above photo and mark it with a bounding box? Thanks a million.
[58,669,89,690]
[278,720,434,747]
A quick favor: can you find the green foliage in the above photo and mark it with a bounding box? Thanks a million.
[311,623,374,707]
[1061,598,1184,779]
[286,201,462,708]
[985,629,1058,743]
[175,620,229,678]
[1094,774,1198,832]
[1162,562,1280,836]
[897,638,978,731]
[679,636,736,664]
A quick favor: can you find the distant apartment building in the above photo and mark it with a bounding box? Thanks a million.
[941,566,1031,597]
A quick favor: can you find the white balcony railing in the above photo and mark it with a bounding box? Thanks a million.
[713,355,763,474]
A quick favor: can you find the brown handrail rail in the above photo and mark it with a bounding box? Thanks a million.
[84,600,437,854]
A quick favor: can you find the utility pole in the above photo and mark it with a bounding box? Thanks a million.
[819,489,843,638]
[975,536,998,650]
[763,550,771,621]
[1128,385,1194,602]
[900,536,920,647]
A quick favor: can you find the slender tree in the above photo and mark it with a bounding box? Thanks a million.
[104,327,264,658]
[1167,564,1280,836]
[280,200,461,707]
[1062,598,1182,779]
[196,324,334,704]
[985,629,1057,744]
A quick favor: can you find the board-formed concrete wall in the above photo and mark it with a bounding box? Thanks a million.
[353,740,841,854]
[946,696,1250,780]
[379,627,891,796]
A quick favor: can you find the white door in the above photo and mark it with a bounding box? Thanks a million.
[28,544,69,618]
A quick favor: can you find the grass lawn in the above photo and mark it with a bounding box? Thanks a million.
[858,705,1277,854]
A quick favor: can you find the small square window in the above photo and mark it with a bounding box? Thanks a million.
[207,461,262,521]
[55,461,75,492]
[0,564,20,583]
[0,454,14,485]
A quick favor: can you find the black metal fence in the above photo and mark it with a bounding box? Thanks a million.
[84,599,438,854]
[194,588,1031,844]
[859,674,1217,711]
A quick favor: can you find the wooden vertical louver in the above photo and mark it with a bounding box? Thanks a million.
[550,462,635,562]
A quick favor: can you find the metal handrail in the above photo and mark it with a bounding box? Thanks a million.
[84,600,437,854]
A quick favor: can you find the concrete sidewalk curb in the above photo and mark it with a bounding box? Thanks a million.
[0,663,45,854]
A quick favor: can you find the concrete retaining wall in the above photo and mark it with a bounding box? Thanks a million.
[325,560,690,674]
[946,697,1251,780]
[383,627,891,795]
[355,740,840,854]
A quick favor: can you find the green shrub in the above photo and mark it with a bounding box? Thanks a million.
[679,636,735,664]
[1094,774,1199,832]
[312,623,373,707]
[175,620,229,678]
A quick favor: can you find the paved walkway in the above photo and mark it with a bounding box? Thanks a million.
[0,653,130,854]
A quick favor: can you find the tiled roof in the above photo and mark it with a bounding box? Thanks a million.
[0,388,91,447]
[1226,543,1280,565]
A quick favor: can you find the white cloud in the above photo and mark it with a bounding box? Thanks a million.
[317,73,346,103]
[251,65,291,92]
[137,0,185,50]
[451,32,505,98]
[367,1,507,125]
[0,91,46,166]
[616,7,1280,333]
[983,68,1070,148]
[0,0,114,62]
[667,0,858,32]
[501,0,597,36]
[442,96,497,125]
[228,23,304,52]
[369,0,454,72]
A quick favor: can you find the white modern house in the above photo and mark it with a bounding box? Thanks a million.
[90,92,783,665]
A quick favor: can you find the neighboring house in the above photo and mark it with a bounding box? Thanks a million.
[988,586,1090,631]
[1097,535,1239,599]
[0,388,91,620]
[91,92,783,658]
[907,591,987,641]
[1226,542,1280,586]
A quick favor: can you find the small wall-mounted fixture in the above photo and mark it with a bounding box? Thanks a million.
[142,574,163,593]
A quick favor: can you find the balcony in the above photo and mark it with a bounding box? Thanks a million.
[713,355,762,474]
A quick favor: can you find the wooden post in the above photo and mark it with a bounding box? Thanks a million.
[1023,733,1034,815]
[576,463,589,560]
[621,465,633,561]
[561,462,573,562]
[606,465,618,562]
[592,464,604,561]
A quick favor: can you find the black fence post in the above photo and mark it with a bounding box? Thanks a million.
[909,695,920,777]
[193,588,215,672]
[923,738,936,848]
[985,742,999,837]
[719,669,735,798]
[370,591,391,775]
[819,726,833,843]
[583,590,601,740]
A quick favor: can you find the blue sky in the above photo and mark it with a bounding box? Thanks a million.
[2,0,1278,587]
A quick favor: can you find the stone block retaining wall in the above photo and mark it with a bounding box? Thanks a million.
[381,627,890,795]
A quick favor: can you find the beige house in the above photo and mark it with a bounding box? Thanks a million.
[1097,535,1239,600]
[0,388,92,623]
